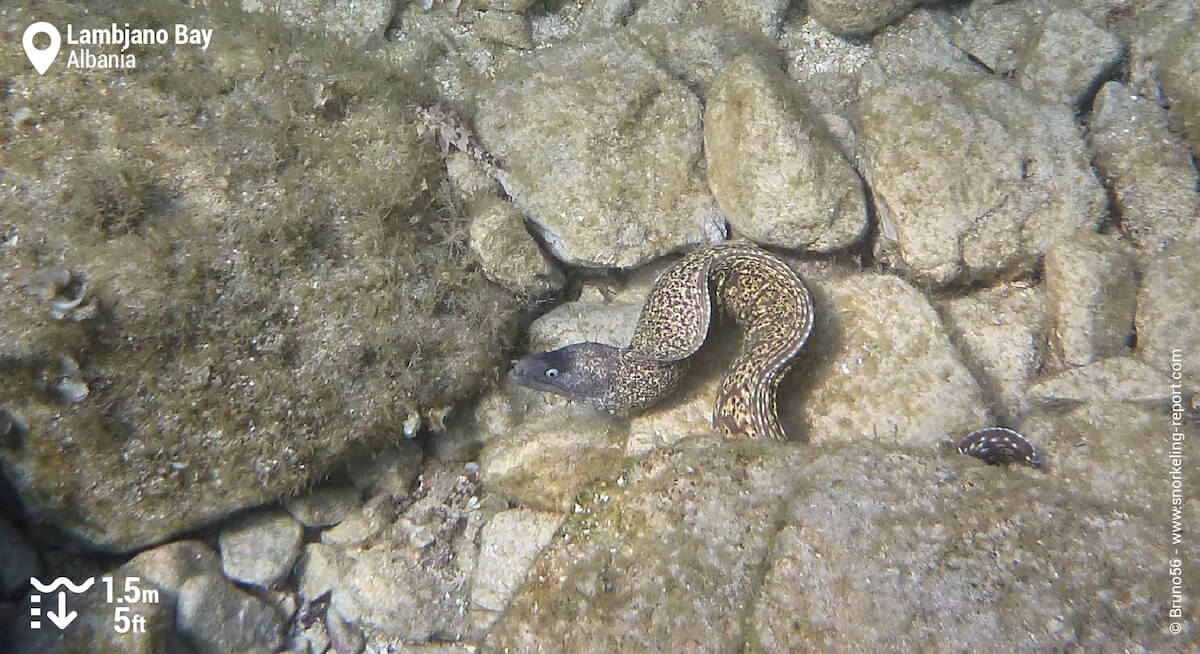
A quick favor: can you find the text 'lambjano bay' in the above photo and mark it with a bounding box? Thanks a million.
[66,23,212,51]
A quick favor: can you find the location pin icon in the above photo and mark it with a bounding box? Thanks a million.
[23,22,61,75]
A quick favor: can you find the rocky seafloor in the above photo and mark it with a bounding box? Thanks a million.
[1,0,1198,652]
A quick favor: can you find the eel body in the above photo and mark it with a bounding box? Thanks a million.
[509,242,813,440]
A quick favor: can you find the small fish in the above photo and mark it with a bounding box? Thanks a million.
[958,427,1043,468]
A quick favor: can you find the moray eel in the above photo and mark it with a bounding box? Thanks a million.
[508,242,814,439]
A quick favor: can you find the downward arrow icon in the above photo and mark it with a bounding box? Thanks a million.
[46,592,77,629]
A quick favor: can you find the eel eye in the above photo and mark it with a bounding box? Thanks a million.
[545,367,559,379]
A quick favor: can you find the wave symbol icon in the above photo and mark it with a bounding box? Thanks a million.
[30,577,95,594]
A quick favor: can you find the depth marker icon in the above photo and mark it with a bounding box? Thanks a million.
[22,22,62,75]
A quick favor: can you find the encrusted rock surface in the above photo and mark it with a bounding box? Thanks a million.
[859,70,1104,286]
[705,56,868,251]
[282,486,362,528]
[218,509,304,588]
[176,574,284,654]
[1043,231,1137,368]
[1090,81,1200,253]
[955,3,1123,107]
[476,33,724,268]
[939,284,1046,423]
[1135,241,1200,386]
[0,1,523,551]
[809,0,926,37]
[793,274,991,444]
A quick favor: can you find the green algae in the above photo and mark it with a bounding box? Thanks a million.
[0,0,524,550]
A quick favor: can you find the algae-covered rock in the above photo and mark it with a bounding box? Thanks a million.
[750,428,1195,653]
[282,485,361,528]
[329,460,487,642]
[1025,356,1174,410]
[808,0,925,37]
[483,434,810,653]
[939,283,1047,423]
[779,14,874,119]
[1090,82,1200,253]
[480,413,626,512]
[1014,7,1123,107]
[1158,24,1200,154]
[177,574,284,654]
[468,196,565,296]
[1135,241,1200,387]
[628,19,764,95]
[788,274,990,445]
[218,508,303,588]
[473,10,533,50]
[1043,231,1137,368]
[0,4,521,551]
[950,0,1046,76]
[476,33,724,268]
[704,56,868,251]
[484,430,1195,652]
[241,0,393,48]
[952,0,1123,108]
[859,72,1105,287]
[471,508,563,622]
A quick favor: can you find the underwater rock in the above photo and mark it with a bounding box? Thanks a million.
[954,3,1122,108]
[468,196,565,296]
[1157,21,1200,154]
[1135,241,1200,386]
[950,0,1045,76]
[789,274,990,445]
[1020,397,1199,536]
[483,434,810,653]
[938,284,1047,424]
[705,55,868,252]
[859,71,1104,286]
[1025,356,1174,410]
[326,606,366,654]
[483,421,1195,652]
[808,0,926,37]
[779,14,874,121]
[218,508,304,588]
[1090,81,1200,253]
[1012,7,1123,107]
[177,574,284,654]
[470,0,538,11]
[470,508,563,626]
[1043,231,1137,368]
[328,459,486,642]
[343,440,425,497]
[480,413,626,512]
[241,0,393,48]
[473,10,533,50]
[122,540,223,613]
[296,542,351,602]
[0,5,522,552]
[706,0,792,40]
[628,19,764,96]
[283,485,362,528]
[750,424,1194,653]
[476,32,724,268]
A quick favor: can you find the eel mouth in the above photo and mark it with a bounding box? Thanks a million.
[505,357,563,396]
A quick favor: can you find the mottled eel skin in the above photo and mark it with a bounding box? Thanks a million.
[509,242,814,440]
